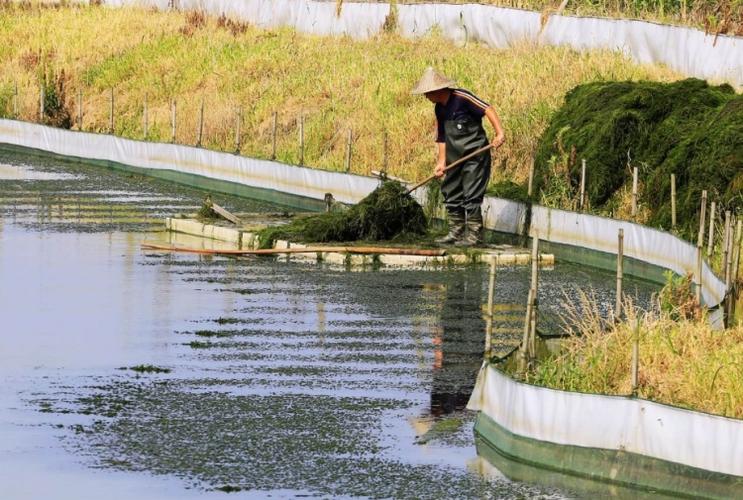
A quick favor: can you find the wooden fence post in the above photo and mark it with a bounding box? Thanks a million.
[707,201,716,257]
[579,158,586,210]
[527,159,534,198]
[345,128,353,173]
[616,228,624,319]
[13,82,18,118]
[170,99,177,143]
[724,210,732,286]
[109,87,115,134]
[196,99,204,147]
[298,113,304,165]
[383,130,389,172]
[528,236,539,356]
[696,190,708,303]
[485,257,496,359]
[271,111,277,160]
[631,166,639,218]
[77,89,83,130]
[631,318,640,395]
[143,93,148,140]
[39,84,44,122]
[234,106,242,153]
[671,173,677,230]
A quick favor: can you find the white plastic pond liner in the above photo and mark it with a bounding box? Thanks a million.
[466,362,743,477]
[0,120,379,205]
[103,0,743,87]
[0,118,729,309]
[530,205,727,308]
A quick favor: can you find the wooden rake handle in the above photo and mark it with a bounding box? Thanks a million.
[406,143,494,195]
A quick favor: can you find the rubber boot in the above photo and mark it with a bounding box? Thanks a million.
[457,207,483,247]
[435,209,466,245]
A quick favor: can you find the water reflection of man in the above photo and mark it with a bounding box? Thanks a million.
[430,270,486,417]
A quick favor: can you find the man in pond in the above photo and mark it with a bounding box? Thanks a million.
[412,67,505,246]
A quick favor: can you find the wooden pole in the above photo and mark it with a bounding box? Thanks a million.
[519,288,534,373]
[345,129,353,173]
[39,84,44,122]
[707,201,716,257]
[616,228,624,320]
[670,173,677,230]
[109,87,115,134]
[722,210,733,290]
[730,220,743,324]
[383,130,389,172]
[271,111,277,160]
[12,82,18,118]
[631,166,638,218]
[298,114,304,166]
[170,99,177,143]
[579,158,586,210]
[143,93,148,140]
[527,158,534,198]
[485,257,496,358]
[528,236,539,356]
[77,88,83,130]
[631,318,640,395]
[196,99,204,147]
[696,190,707,303]
[140,242,448,256]
[234,106,242,153]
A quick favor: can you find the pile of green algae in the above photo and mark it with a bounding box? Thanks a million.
[533,78,742,238]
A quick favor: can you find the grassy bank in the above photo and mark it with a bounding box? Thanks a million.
[0,3,679,185]
[522,287,743,419]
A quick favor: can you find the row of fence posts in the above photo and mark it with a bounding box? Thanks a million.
[24,84,378,173]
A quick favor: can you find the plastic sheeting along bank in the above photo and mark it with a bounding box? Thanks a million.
[104,0,743,88]
[0,118,730,310]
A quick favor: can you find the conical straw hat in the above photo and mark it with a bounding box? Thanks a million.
[411,67,456,95]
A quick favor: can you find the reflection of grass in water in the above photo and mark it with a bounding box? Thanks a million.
[187,341,214,349]
[193,329,232,338]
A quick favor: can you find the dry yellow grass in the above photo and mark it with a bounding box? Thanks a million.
[528,291,743,419]
[0,3,680,184]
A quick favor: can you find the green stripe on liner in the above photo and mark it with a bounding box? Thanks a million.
[474,411,743,499]
[0,143,327,212]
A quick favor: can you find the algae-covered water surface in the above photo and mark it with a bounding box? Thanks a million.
[0,147,657,499]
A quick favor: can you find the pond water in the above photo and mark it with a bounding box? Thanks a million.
[0,147,657,499]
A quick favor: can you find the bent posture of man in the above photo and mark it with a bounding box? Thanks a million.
[412,67,505,246]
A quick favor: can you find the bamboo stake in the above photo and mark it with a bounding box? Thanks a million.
[671,174,677,230]
[196,99,204,147]
[298,114,304,166]
[170,99,177,143]
[696,190,707,303]
[234,106,242,153]
[724,211,732,286]
[527,158,534,198]
[631,166,638,218]
[519,288,534,373]
[383,130,389,172]
[13,82,18,118]
[707,201,716,257]
[109,87,115,134]
[485,258,496,358]
[579,159,586,210]
[528,236,539,356]
[724,212,733,287]
[39,84,44,122]
[77,89,83,130]
[271,111,277,160]
[143,93,148,140]
[631,318,640,395]
[141,243,447,256]
[345,129,353,173]
[616,228,624,319]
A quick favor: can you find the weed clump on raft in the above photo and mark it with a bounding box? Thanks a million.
[258,181,427,247]
[534,78,742,238]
